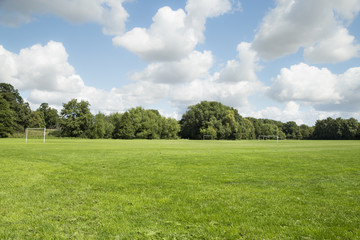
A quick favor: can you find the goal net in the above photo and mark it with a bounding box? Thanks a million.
[203,135,214,140]
[258,135,282,141]
[26,128,46,143]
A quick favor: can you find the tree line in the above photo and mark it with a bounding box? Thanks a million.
[1,83,360,140]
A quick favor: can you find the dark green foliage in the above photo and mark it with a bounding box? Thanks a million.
[111,112,131,139]
[132,107,162,139]
[111,107,180,139]
[88,113,106,139]
[283,121,300,139]
[313,117,360,140]
[59,99,93,137]
[299,124,314,139]
[261,123,280,136]
[342,118,358,139]
[180,101,244,140]
[0,83,31,131]
[27,111,45,128]
[242,118,256,139]
[37,103,59,129]
[0,96,14,137]
[161,117,180,139]
[246,117,286,139]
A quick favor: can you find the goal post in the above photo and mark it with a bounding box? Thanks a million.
[258,135,282,142]
[203,135,214,140]
[26,128,46,143]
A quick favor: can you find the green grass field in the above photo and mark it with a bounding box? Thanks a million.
[0,139,359,239]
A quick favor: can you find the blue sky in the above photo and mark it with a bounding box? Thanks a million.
[0,0,360,125]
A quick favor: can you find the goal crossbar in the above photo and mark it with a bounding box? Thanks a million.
[26,128,46,143]
[258,135,282,141]
[203,135,214,140]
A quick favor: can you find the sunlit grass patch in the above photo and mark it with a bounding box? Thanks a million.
[0,139,359,239]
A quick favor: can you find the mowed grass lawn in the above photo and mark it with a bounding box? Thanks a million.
[0,139,359,239]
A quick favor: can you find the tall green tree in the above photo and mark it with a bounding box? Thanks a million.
[88,113,106,139]
[135,109,162,139]
[283,121,300,139]
[312,117,360,140]
[0,96,14,137]
[342,118,358,140]
[110,107,179,139]
[111,112,135,139]
[299,124,313,139]
[161,117,180,139]
[37,103,59,129]
[246,117,263,138]
[180,101,245,140]
[242,118,256,139]
[59,99,93,137]
[103,115,115,139]
[0,83,31,131]
[27,111,45,128]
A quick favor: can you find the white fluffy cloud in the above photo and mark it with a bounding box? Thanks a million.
[253,0,360,63]
[250,101,325,125]
[185,0,233,41]
[0,41,84,93]
[218,42,260,82]
[268,63,340,103]
[0,0,128,35]
[129,40,263,111]
[0,41,174,113]
[169,75,264,113]
[304,28,360,63]
[250,100,360,126]
[131,50,213,83]
[0,46,17,85]
[113,0,233,62]
[250,101,306,124]
[268,63,360,112]
[315,67,360,112]
[113,7,196,62]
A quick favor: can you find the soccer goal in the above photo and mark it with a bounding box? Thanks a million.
[258,135,282,141]
[203,135,214,140]
[26,128,46,143]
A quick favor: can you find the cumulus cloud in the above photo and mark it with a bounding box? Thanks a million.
[0,46,17,85]
[315,67,360,112]
[131,50,213,83]
[113,0,234,62]
[268,63,360,112]
[169,75,264,113]
[0,41,174,113]
[113,7,195,62]
[27,81,170,113]
[250,101,307,124]
[0,0,128,35]
[252,0,360,63]
[268,63,340,103]
[0,41,84,93]
[185,0,233,41]
[304,28,360,63]
[128,39,263,111]
[250,100,360,126]
[218,42,260,82]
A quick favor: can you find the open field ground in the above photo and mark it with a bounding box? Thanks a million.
[0,139,359,239]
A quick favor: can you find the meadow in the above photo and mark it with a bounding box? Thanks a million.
[0,139,359,239]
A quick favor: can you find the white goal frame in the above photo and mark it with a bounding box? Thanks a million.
[258,135,282,142]
[203,135,214,140]
[26,128,46,143]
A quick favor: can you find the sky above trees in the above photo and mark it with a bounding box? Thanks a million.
[0,0,359,125]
